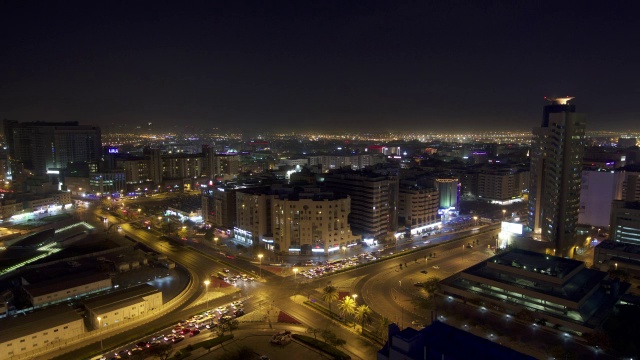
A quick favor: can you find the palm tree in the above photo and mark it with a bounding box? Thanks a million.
[338,295,357,324]
[322,285,339,314]
[355,304,373,331]
[376,317,391,341]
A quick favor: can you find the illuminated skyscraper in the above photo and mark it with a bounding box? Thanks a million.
[528,97,586,256]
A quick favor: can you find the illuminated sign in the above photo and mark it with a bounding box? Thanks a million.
[501,221,523,235]
[108,147,119,154]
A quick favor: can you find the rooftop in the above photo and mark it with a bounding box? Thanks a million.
[0,305,83,344]
[378,321,534,360]
[24,272,111,298]
[83,283,159,315]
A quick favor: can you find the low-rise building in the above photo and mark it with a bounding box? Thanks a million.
[440,249,627,334]
[23,272,112,308]
[398,184,439,231]
[0,305,84,359]
[377,321,534,360]
[84,283,162,329]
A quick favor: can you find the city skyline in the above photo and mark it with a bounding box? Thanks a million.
[2,2,640,132]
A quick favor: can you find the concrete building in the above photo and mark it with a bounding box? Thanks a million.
[528,97,586,256]
[440,249,626,333]
[476,169,528,202]
[308,154,385,171]
[323,170,399,240]
[377,321,534,360]
[398,184,439,231]
[235,189,271,246]
[435,177,460,209]
[23,272,112,307]
[3,120,101,176]
[271,192,360,254]
[0,305,84,360]
[610,201,640,245]
[578,170,622,228]
[84,284,162,329]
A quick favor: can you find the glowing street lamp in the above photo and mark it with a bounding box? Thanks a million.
[204,280,210,308]
[214,237,219,246]
[473,216,478,225]
[352,294,358,303]
[258,254,263,278]
[293,267,298,279]
[615,263,618,270]
[502,209,506,219]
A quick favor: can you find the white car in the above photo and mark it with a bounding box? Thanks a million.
[231,301,242,307]
[432,265,440,269]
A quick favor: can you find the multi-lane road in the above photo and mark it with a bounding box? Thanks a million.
[45,210,509,360]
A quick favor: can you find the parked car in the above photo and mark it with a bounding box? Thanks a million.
[190,329,201,337]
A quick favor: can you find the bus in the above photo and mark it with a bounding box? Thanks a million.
[217,272,228,281]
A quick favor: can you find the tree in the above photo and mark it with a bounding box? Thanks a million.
[320,328,337,344]
[330,336,347,348]
[355,304,373,331]
[338,296,357,324]
[419,277,441,299]
[376,317,391,341]
[148,343,173,360]
[306,327,320,340]
[217,319,239,336]
[322,285,339,314]
[204,228,215,241]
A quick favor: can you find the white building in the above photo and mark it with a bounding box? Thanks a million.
[84,284,162,329]
[272,194,360,254]
[0,305,84,359]
[23,272,112,308]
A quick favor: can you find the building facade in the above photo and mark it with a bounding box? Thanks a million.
[323,171,399,239]
[528,97,586,256]
[398,184,439,231]
[271,195,360,254]
[610,201,640,245]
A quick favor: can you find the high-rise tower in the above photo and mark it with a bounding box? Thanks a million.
[528,97,586,257]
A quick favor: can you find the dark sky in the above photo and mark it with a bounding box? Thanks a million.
[2,1,640,133]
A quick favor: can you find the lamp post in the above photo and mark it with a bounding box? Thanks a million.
[615,263,618,270]
[473,216,478,226]
[258,254,263,278]
[214,237,219,247]
[293,268,298,280]
[97,316,103,350]
[352,294,358,304]
[502,209,506,219]
[204,280,210,308]
[462,244,465,261]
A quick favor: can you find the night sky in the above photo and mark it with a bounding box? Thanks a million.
[2,1,640,133]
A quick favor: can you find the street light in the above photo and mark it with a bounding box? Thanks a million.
[502,209,506,219]
[352,294,358,303]
[293,268,298,280]
[473,216,478,225]
[258,254,263,278]
[615,263,618,270]
[214,237,219,247]
[97,316,103,350]
[204,280,210,308]
[462,245,465,261]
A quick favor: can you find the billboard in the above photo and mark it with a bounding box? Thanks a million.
[501,221,523,235]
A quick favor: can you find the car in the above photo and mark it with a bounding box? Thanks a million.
[414,282,424,287]
[432,265,440,269]
[172,335,185,343]
[216,306,227,313]
[147,340,162,348]
[221,315,233,322]
[420,270,428,274]
[223,268,230,273]
[231,300,242,307]
[164,334,176,342]
[234,309,245,317]
[190,329,201,337]
[136,341,147,348]
[180,328,191,335]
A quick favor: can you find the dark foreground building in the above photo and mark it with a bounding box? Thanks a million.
[377,321,535,360]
